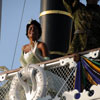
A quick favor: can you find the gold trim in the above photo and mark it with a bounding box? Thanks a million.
[49,51,66,56]
[40,10,72,18]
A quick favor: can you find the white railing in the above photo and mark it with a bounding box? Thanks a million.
[0,48,100,100]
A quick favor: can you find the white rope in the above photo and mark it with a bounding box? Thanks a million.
[11,0,26,69]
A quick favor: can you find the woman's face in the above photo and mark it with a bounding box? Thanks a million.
[28,24,39,41]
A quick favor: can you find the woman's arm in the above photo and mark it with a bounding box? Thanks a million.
[38,42,49,57]
[38,42,50,61]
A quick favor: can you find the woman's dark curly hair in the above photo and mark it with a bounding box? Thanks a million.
[26,19,42,39]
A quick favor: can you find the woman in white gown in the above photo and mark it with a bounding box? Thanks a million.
[8,19,50,100]
[20,19,50,67]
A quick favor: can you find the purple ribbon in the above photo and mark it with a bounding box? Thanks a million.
[75,61,82,92]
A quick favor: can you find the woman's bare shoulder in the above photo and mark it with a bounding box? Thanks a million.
[22,44,29,51]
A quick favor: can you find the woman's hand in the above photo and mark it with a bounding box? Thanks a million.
[74,53,80,62]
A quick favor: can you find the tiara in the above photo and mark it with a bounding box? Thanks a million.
[28,18,33,24]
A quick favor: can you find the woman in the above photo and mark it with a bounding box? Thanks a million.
[20,19,49,67]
